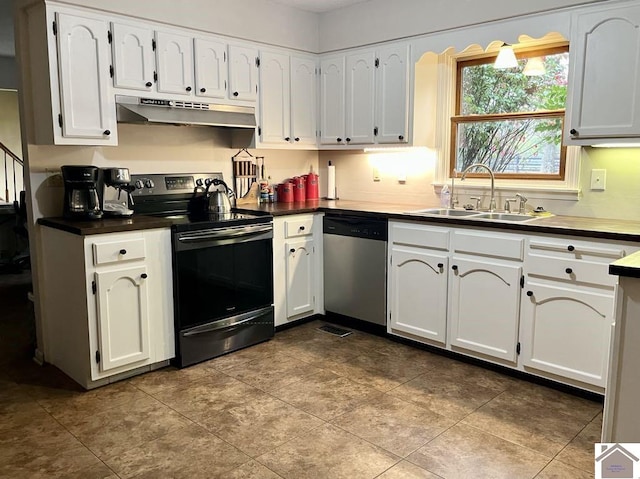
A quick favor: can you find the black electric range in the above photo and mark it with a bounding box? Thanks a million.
[131,172,274,368]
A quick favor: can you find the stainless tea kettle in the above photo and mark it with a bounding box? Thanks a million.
[205,178,234,213]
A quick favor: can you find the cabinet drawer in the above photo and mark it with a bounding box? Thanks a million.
[527,255,617,287]
[93,237,146,265]
[453,230,523,260]
[285,217,314,238]
[528,239,625,262]
[391,222,449,251]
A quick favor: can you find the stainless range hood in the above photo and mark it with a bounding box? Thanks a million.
[115,95,256,129]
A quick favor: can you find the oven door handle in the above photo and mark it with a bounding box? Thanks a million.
[177,224,272,243]
[182,306,273,337]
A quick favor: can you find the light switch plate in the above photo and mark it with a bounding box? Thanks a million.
[372,167,380,182]
[590,169,606,190]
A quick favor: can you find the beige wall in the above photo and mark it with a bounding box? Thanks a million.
[320,147,640,221]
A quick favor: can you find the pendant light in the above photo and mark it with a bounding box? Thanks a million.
[494,43,518,69]
[523,56,546,76]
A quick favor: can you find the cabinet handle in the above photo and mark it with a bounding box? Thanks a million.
[567,245,575,252]
[398,135,404,140]
[145,81,152,87]
[565,268,573,274]
[527,290,533,297]
[337,137,342,142]
[289,248,295,253]
[200,87,206,93]
[452,265,458,271]
[299,226,305,231]
[294,137,300,142]
[141,273,148,279]
[103,130,111,136]
[285,137,290,141]
[437,263,444,268]
[233,91,239,97]
[346,138,351,143]
[119,249,127,255]
[570,128,578,136]
[186,86,192,92]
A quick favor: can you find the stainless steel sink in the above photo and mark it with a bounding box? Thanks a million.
[473,212,538,222]
[407,208,483,217]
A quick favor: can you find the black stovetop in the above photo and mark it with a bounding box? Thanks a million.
[146,211,272,233]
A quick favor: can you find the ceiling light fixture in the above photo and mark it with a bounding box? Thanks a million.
[523,56,546,76]
[494,43,518,69]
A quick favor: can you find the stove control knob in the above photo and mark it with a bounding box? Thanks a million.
[195,178,204,187]
[204,178,213,186]
[144,179,155,189]
[134,180,144,189]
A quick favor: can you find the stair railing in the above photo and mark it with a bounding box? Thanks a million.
[0,141,24,204]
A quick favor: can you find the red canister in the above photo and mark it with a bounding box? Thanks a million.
[305,172,319,200]
[278,182,293,203]
[293,176,306,202]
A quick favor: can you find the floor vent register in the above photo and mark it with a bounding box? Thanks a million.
[317,324,353,337]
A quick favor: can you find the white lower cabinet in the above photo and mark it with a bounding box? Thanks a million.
[388,245,448,344]
[273,214,324,327]
[39,227,174,389]
[449,257,522,362]
[520,281,614,388]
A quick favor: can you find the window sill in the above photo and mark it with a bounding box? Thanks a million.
[433,181,581,202]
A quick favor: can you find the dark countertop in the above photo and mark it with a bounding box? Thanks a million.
[39,199,640,243]
[610,251,640,278]
[236,199,640,243]
[38,215,174,235]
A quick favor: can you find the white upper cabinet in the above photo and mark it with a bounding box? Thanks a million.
[376,44,410,144]
[228,45,259,101]
[566,1,640,144]
[111,22,154,91]
[194,38,228,99]
[320,55,346,145]
[55,12,117,144]
[259,51,291,145]
[290,56,318,146]
[345,51,376,145]
[155,31,194,96]
[319,42,410,148]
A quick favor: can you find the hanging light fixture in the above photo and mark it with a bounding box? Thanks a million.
[523,56,546,76]
[494,43,518,69]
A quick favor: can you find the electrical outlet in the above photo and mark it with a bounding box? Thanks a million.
[590,169,606,190]
[372,167,380,182]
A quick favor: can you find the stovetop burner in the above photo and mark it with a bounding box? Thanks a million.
[155,211,271,233]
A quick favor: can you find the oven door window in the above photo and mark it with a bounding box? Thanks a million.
[174,238,273,329]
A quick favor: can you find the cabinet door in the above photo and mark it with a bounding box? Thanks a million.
[449,257,521,362]
[567,4,640,140]
[155,31,194,96]
[285,237,315,318]
[291,56,318,146]
[228,45,258,101]
[320,55,346,145]
[55,13,116,141]
[376,44,410,144]
[194,38,228,99]
[345,51,375,145]
[111,23,155,91]
[520,281,613,387]
[389,245,447,344]
[259,51,291,145]
[94,265,151,372]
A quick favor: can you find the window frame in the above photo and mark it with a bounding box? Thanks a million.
[450,45,569,180]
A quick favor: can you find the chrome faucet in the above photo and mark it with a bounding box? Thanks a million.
[515,193,528,214]
[460,163,496,212]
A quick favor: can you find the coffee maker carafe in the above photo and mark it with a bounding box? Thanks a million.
[102,167,134,217]
[61,165,103,220]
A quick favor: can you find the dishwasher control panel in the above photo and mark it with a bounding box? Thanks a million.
[323,215,388,241]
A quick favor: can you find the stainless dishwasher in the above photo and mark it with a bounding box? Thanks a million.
[323,215,387,326]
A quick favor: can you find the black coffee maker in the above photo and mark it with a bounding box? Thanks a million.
[61,165,103,220]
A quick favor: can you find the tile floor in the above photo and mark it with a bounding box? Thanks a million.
[0,315,601,479]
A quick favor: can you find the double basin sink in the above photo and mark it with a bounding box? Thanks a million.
[406,208,540,223]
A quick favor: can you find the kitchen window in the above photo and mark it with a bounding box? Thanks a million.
[451,46,569,180]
